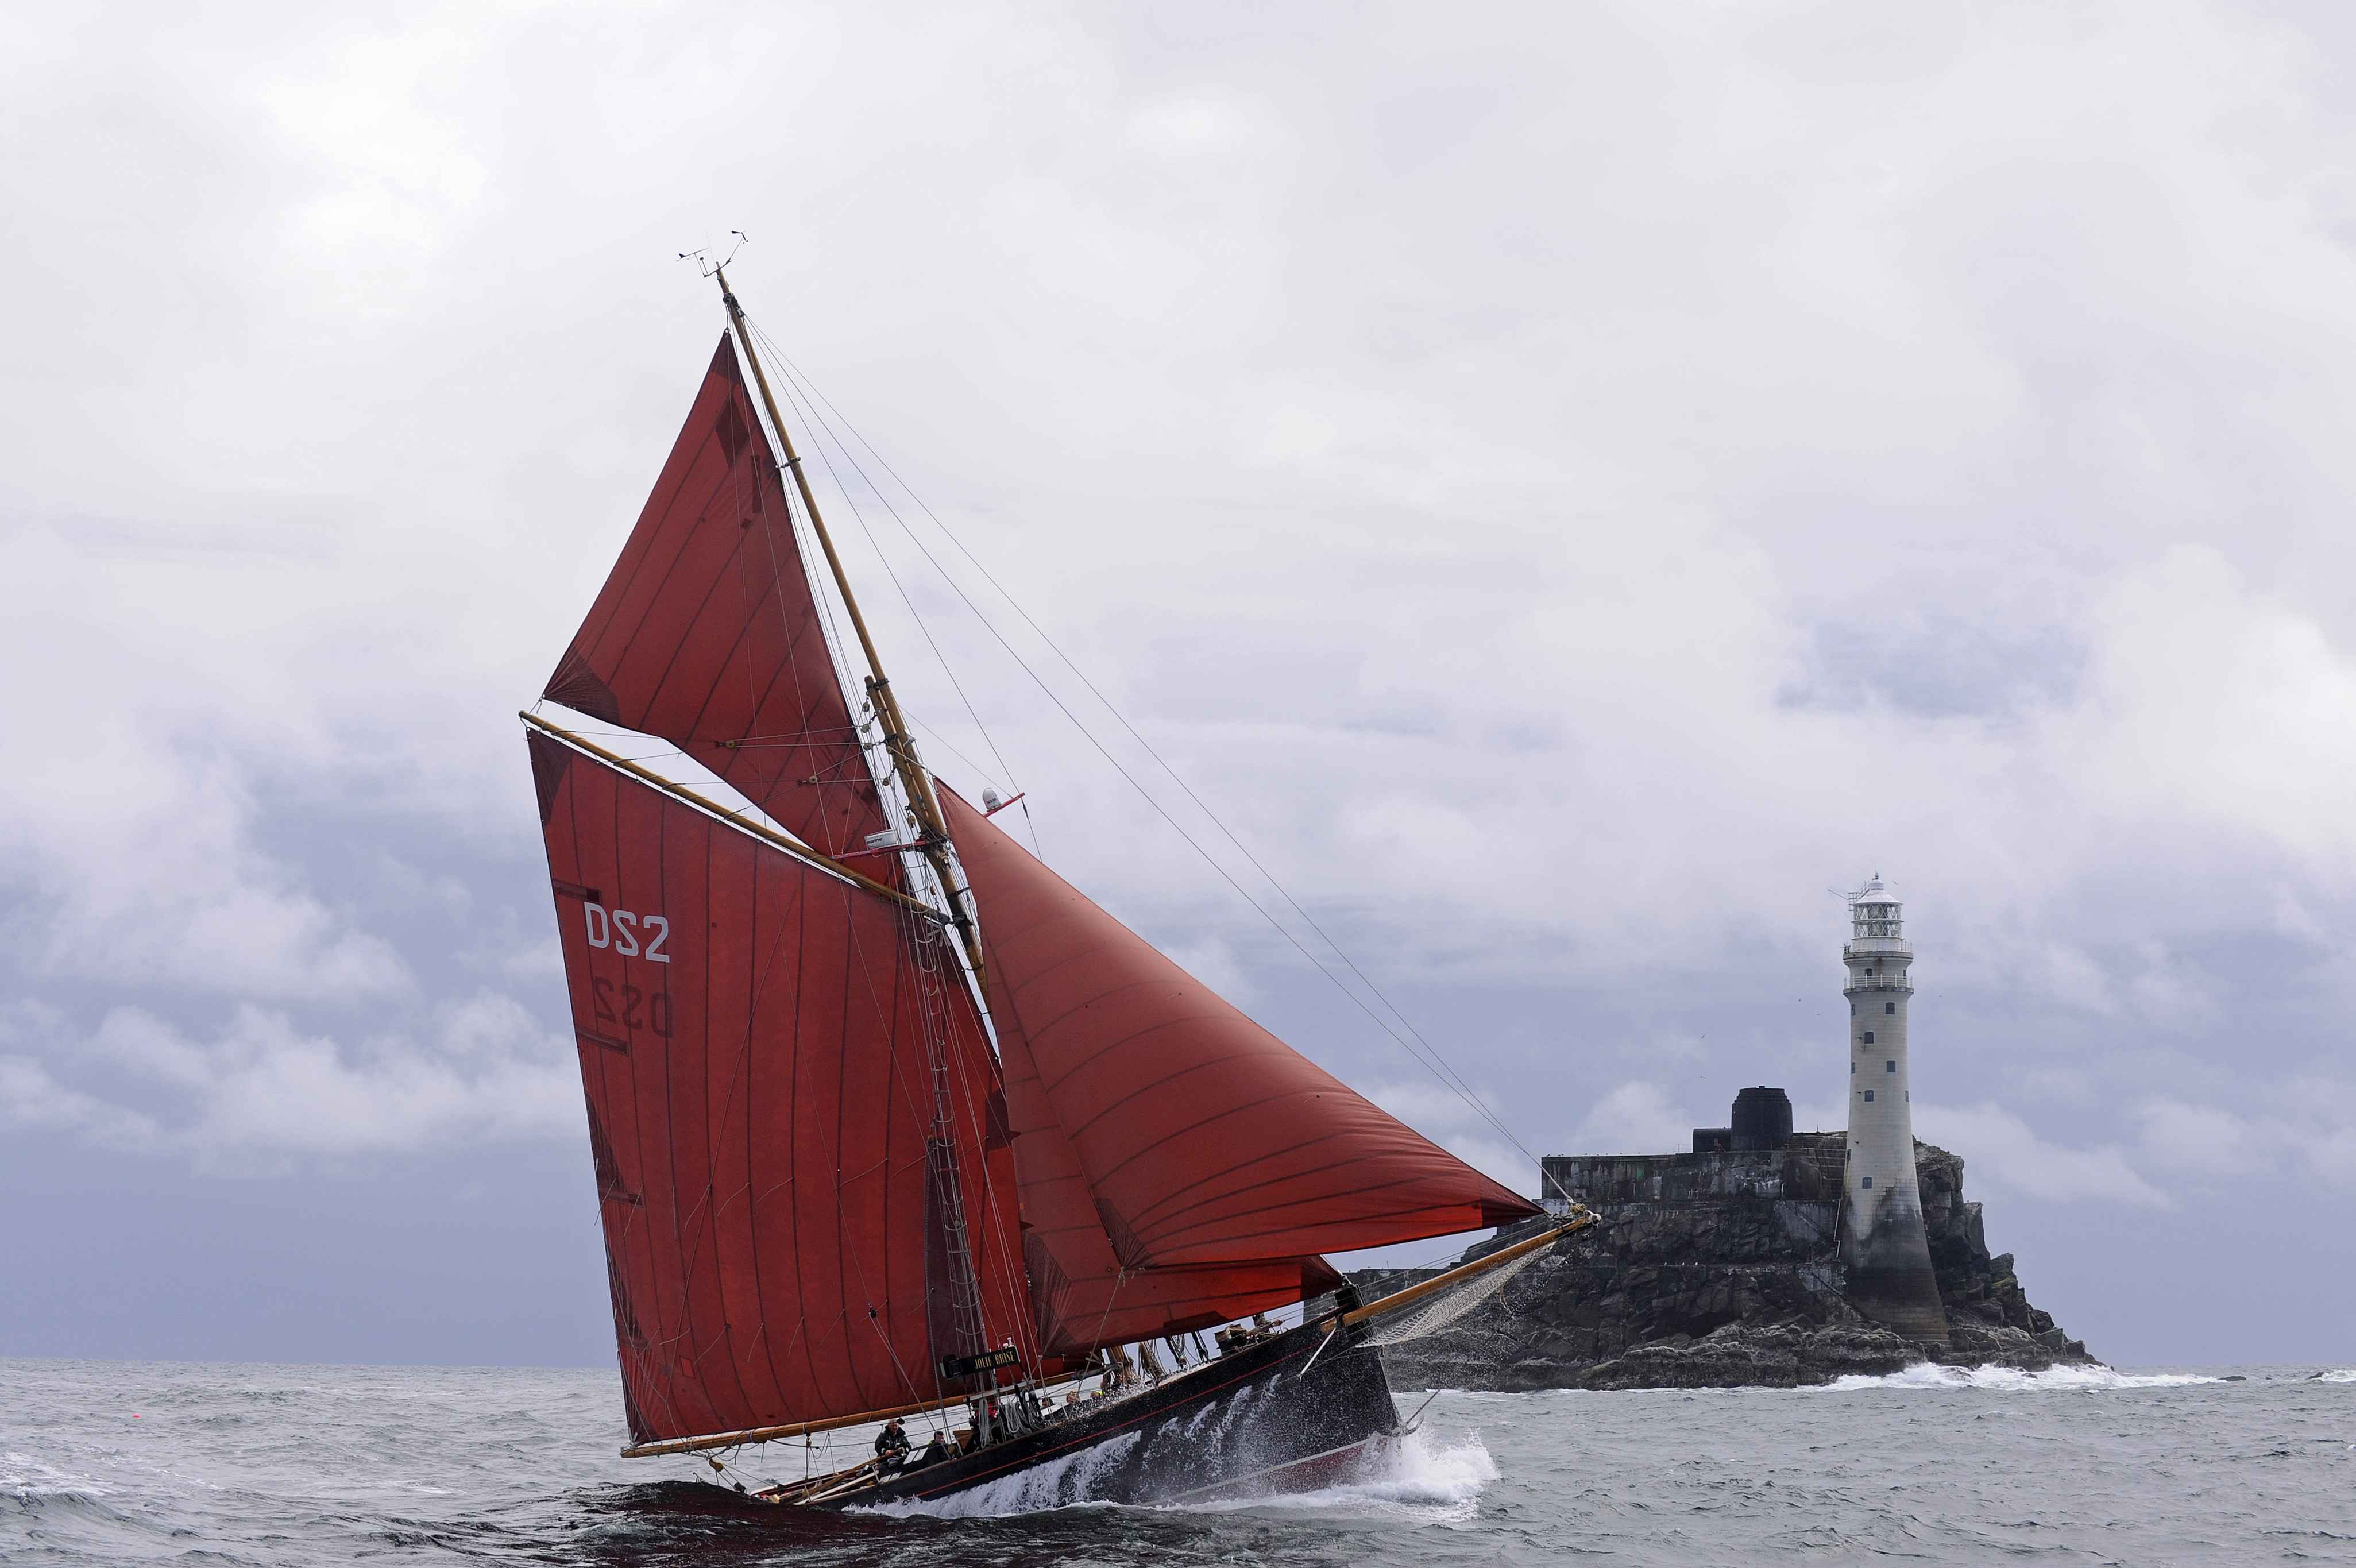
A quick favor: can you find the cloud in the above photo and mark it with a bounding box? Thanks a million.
[0,1055,161,1152]
[1362,1075,1533,1191]
[1915,1102,2170,1208]
[6,995,580,1173]
[6,0,2356,1356]
[2134,1088,2356,1189]
[1565,1083,1698,1159]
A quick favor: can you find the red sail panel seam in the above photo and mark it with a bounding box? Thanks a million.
[604,426,759,720]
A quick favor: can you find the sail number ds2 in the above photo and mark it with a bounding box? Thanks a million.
[581,904,670,960]
[577,899,673,1045]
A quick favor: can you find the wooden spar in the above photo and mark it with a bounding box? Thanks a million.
[520,710,943,924]
[710,264,990,1000]
[619,1363,1098,1458]
[1337,1208,1598,1329]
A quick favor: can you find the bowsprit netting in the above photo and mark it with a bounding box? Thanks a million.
[1362,1248,1550,1348]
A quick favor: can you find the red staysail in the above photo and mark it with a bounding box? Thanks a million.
[531,732,1033,1443]
[543,337,887,859]
[941,789,1539,1279]
[998,1008,1343,1355]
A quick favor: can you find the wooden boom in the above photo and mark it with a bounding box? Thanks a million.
[520,710,943,924]
[620,1363,1098,1458]
[1342,1207,1597,1327]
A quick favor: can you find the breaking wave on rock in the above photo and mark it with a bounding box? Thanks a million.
[1815,1361,2222,1392]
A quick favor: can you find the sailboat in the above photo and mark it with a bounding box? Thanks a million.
[522,265,1593,1509]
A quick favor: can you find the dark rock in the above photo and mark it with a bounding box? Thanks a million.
[1366,1138,2096,1391]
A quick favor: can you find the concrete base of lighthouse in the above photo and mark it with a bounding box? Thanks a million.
[1843,1190,1950,1342]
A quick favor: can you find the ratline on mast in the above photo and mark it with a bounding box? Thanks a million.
[520,261,1594,1509]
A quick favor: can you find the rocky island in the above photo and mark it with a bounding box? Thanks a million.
[1353,1131,2096,1391]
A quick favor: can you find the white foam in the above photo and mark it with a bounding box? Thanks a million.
[1181,1428,1497,1524]
[859,1424,1496,1521]
[1,1452,114,1503]
[2316,1368,2356,1383]
[859,1430,1142,1519]
[1814,1361,2222,1392]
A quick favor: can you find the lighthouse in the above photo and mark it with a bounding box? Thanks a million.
[1839,879,1948,1341]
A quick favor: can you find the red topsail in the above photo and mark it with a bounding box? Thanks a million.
[543,337,887,859]
[940,789,1539,1277]
[531,731,1033,1444]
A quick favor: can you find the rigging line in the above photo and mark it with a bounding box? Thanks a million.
[903,711,1011,798]
[751,327,1527,1163]
[762,339,1026,804]
[767,370,1021,1044]
[766,361,1019,818]
[906,900,1036,1361]
[751,325,1042,862]
[751,342,898,851]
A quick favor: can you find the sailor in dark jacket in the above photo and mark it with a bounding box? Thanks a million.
[917,1431,952,1467]
[874,1418,911,1473]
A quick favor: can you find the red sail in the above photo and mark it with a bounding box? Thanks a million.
[998,1009,1342,1355]
[543,337,887,860]
[531,731,1034,1443]
[941,789,1539,1273]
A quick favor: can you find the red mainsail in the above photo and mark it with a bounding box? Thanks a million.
[941,789,1539,1283]
[531,731,1034,1443]
[543,337,888,860]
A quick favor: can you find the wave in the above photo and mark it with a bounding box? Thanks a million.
[1814,1362,2222,1392]
[859,1427,1494,1522]
[2316,1368,2356,1382]
[2,1451,115,1503]
[1179,1429,1496,1524]
[858,1430,1144,1519]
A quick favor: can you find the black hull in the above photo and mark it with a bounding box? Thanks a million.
[826,1320,1399,1511]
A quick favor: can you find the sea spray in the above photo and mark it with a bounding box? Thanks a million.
[862,1430,1143,1518]
[1180,1428,1498,1525]
[1814,1361,2224,1392]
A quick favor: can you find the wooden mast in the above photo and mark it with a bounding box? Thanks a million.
[712,264,989,998]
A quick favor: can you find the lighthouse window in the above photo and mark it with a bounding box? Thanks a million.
[1851,1061,1856,1074]
[1863,1031,1875,1044]
[1861,1176,1874,1189]
[1864,1090,1875,1101]
[1886,1060,1896,1073]
[1885,1002,1895,1015]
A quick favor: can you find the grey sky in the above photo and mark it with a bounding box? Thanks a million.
[4,2,2352,1369]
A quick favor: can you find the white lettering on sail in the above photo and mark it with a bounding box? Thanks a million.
[583,904,668,962]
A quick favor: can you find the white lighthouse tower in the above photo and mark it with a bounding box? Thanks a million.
[1839,878,1948,1341]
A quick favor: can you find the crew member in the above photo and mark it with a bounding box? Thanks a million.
[874,1418,911,1473]
[918,1431,951,1467]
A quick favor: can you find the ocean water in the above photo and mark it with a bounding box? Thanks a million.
[6,1357,2352,1566]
